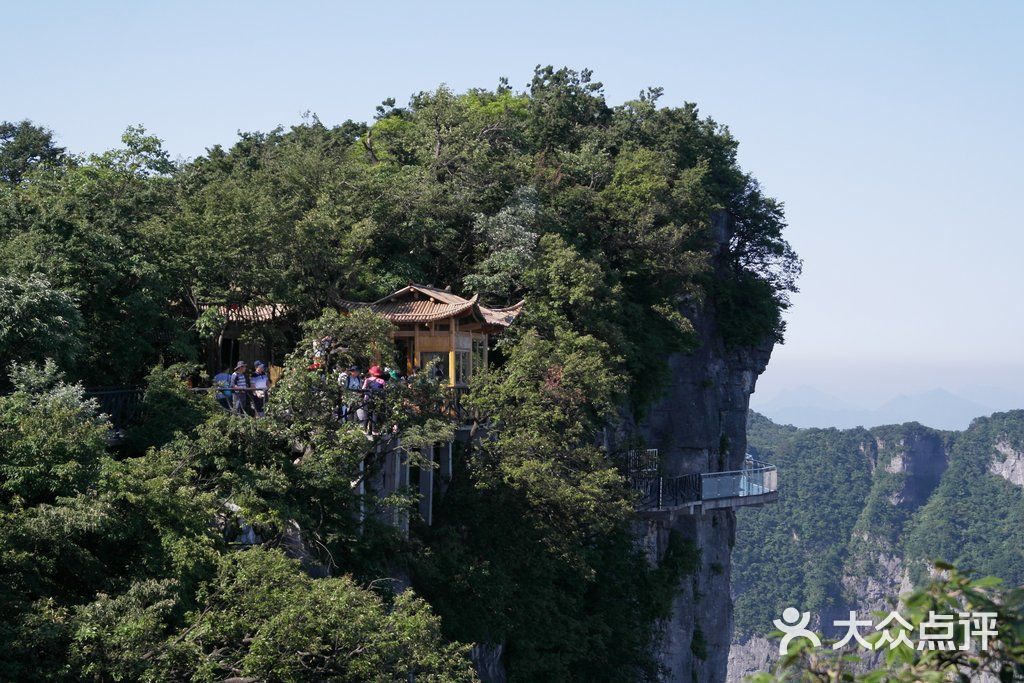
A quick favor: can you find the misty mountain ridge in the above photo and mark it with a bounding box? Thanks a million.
[752,385,1003,430]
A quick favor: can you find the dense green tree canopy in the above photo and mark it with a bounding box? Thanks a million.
[0,275,82,383]
[0,67,798,387]
[0,341,473,681]
[0,66,798,681]
[0,120,65,184]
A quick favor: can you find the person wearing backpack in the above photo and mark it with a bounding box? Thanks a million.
[229,361,249,415]
[213,365,233,410]
[357,365,386,433]
[339,365,363,421]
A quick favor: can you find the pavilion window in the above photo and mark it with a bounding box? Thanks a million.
[421,352,448,380]
[471,338,487,375]
[454,351,470,385]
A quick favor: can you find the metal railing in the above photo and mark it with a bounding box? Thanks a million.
[623,450,778,511]
[624,448,659,475]
[83,387,144,431]
[76,381,482,432]
[701,459,777,501]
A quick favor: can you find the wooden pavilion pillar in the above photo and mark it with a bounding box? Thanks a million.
[448,317,457,387]
[439,442,453,495]
[398,447,410,536]
[418,445,434,525]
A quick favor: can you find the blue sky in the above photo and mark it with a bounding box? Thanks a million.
[5,1,1023,410]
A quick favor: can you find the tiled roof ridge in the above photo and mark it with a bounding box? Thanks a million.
[479,300,525,314]
[340,288,525,327]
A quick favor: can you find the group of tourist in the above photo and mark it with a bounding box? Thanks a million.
[213,360,271,416]
[211,358,409,431]
[339,364,408,435]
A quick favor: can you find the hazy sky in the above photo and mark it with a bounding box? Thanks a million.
[5,1,1023,409]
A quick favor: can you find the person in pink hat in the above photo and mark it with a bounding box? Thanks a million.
[357,365,387,433]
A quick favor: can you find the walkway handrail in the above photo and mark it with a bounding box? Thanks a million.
[83,386,144,431]
[624,450,778,511]
[700,458,777,502]
[81,382,479,429]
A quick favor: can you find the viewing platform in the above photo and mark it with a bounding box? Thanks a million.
[623,449,778,516]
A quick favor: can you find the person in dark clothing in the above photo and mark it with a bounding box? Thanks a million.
[251,360,269,417]
[358,365,386,434]
[229,361,249,415]
[340,365,362,421]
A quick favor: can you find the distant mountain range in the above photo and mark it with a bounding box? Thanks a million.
[728,409,1024,681]
[751,385,1003,431]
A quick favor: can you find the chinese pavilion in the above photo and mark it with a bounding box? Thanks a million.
[339,284,524,385]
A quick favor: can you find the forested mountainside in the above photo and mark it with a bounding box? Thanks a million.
[728,410,1024,680]
[0,68,798,682]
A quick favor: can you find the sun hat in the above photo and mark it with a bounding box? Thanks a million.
[368,365,383,378]
[234,361,247,370]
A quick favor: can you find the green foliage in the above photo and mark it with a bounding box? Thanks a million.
[409,320,679,681]
[0,126,184,384]
[659,531,701,585]
[2,70,796,384]
[0,68,798,680]
[0,367,219,681]
[706,270,786,349]
[156,549,476,682]
[125,363,216,453]
[648,532,701,620]
[691,626,709,661]
[733,417,874,636]
[0,120,65,184]
[463,187,539,300]
[0,274,82,379]
[163,65,794,392]
[192,306,225,340]
[0,342,473,681]
[0,362,108,509]
[905,412,1024,585]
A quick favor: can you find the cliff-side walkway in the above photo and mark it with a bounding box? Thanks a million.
[625,450,778,516]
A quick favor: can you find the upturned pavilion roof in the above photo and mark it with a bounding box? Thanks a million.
[339,284,524,329]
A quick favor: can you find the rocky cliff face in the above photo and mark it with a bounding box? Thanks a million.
[589,211,778,683]
[622,213,775,683]
[991,440,1024,486]
[727,425,950,681]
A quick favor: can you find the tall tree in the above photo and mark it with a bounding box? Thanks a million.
[0,120,65,184]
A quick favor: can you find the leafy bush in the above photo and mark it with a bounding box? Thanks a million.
[0,275,82,380]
